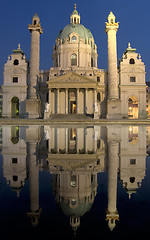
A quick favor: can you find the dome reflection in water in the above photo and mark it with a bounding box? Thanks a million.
[0,125,149,238]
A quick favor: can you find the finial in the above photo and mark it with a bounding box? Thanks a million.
[128,42,131,48]
[128,192,131,199]
[18,43,21,49]
[74,3,77,10]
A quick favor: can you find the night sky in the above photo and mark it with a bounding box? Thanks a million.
[0,0,150,85]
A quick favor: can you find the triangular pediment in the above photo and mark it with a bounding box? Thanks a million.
[48,154,97,171]
[48,72,97,86]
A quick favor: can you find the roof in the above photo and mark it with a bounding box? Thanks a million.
[57,23,94,43]
[124,42,136,55]
[12,44,24,56]
[60,197,93,217]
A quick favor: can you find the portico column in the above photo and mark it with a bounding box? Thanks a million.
[94,89,97,108]
[78,42,81,67]
[60,51,62,67]
[49,88,52,114]
[85,128,88,153]
[65,128,68,153]
[65,89,68,114]
[57,128,59,152]
[101,91,104,101]
[76,88,79,114]
[58,54,60,67]
[57,89,59,114]
[94,88,99,119]
[76,128,79,153]
[85,89,88,114]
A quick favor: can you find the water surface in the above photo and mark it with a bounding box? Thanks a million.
[0,125,150,239]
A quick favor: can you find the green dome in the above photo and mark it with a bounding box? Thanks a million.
[57,23,94,43]
[60,199,93,217]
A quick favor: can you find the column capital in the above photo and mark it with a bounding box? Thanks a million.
[105,11,119,34]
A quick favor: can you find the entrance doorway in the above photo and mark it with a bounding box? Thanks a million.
[128,96,138,119]
[11,97,19,118]
[70,101,76,114]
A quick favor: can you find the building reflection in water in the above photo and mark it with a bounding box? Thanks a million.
[0,124,148,234]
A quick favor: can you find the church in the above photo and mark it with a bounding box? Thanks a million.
[2,5,147,119]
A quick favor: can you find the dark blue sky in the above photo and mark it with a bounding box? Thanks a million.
[0,0,150,85]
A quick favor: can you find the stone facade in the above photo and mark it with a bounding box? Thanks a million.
[2,45,28,118]
[1,6,147,119]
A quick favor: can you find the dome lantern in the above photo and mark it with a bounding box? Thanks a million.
[70,4,80,24]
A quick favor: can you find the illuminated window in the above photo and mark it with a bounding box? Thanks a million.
[11,126,19,144]
[71,54,77,66]
[72,36,77,42]
[70,128,76,140]
[71,175,77,187]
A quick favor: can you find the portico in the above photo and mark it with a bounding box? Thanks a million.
[46,72,105,118]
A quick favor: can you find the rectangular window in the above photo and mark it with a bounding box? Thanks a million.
[130,77,136,82]
[12,158,18,164]
[97,76,100,82]
[13,77,18,83]
[130,159,136,165]
[71,175,77,187]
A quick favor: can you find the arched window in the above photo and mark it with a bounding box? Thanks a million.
[11,126,19,144]
[91,57,94,67]
[34,20,36,25]
[71,54,77,66]
[97,92,101,102]
[97,76,100,82]
[72,36,77,42]
[11,97,19,118]
[71,175,77,187]
[14,59,19,65]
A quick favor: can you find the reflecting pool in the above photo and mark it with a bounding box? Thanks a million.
[0,125,150,239]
